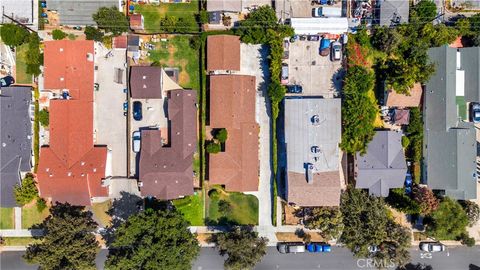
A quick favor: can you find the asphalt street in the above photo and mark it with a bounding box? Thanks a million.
[2,246,480,270]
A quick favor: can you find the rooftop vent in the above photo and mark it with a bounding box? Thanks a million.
[143,76,147,79]
[138,182,143,187]
[67,172,72,176]
[306,164,314,184]
[311,115,320,126]
[311,146,320,153]
[59,48,64,52]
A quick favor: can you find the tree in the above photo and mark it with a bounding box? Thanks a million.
[215,227,267,270]
[206,141,221,154]
[371,27,402,55]
[374,220,411,266]
[0,24,29,47]
[25,33,41,76]
[198,10,209,24]
[386,188,421,215]
[456,18,472,36]
[105,208,199,270]
[410,0,437,24]
[461,200,480,226]
[218,199,231,214]
[13,173,38,206]
[189,36,201,50]
[426,197,469,240]
[215,128,228,143]
[84,26,104,41]
[52,29,67,40]
[24,203,99,269]
[406,108,423,163]
[38,108,49,127]
[413,186,439,215]
[92,7,129,35]
[304,207,343,239]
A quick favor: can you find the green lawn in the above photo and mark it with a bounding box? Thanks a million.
[3,237,38,246]
[173,192,204,226]
[0,208,14,229]
[208,190,259,226]
[22,204,49,229]
[133,1,198,33]
[90,200,112,228]
[15,44,32,84]
[149,35,200,90]
[457,96,467,120]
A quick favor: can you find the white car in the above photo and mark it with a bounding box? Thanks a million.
[331,41,342,61]
[132,131,141,153]
[420,242,445,252]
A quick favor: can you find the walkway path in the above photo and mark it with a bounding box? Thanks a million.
[13,207,21,230]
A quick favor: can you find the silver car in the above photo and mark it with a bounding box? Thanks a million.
[132,131,141,153]
[420,242,445,252]
[277,242,306,254]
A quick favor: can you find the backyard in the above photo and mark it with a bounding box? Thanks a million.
[148,35,200,90]
[132,1,199,33]
[15,44,32,84]
[173,192,204,226]
[0,208,14,229]
[207,188,259,226]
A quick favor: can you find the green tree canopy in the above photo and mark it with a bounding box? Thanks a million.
[24,203,99,269]
[410,0,438,24]
[92,7,129,35]
[25,33,41,76]
[214,227,267,270]
[52,29,67,40]
[215,128,228,143]
[13,173,38,206]
[303,207,343,239]
[105,208,199,270]
[426,197,469,240]
[0,24,29,47]
[206,141,221,154]
[38,108,49,127]
[84,26,104,41]
[461,200,480,226]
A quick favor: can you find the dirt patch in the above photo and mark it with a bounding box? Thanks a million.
[283,203,301,225]
[167,44,177,66]
[197,233,214,245]
[276,232,326,242]
[178,60,190,86]
[388,206,412,229]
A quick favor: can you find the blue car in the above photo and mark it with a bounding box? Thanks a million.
[133,101,142,121]
[123,101,128,111]
[405,173,413,194]
[307,243,331,253]
[307,243,316,252]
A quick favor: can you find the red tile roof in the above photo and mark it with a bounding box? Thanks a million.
[113,35,128,49]
[208,75,259,192]
[43,40,95,101]
[130,14,143,30]
[37,40,107,206]
[207,35,241,72]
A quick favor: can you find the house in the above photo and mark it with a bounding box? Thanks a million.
[47,0,120,26]
[385,83,423,108]
[129,66,162,99]
[283,97,342,207]
[208,75,259,192]
[375,0,409,26]
[356,130,407,197]
[207,0,242,12]
[138,90,197,200]
[209,11,222,24]
[289,17,349,35]
[423,46,477,200]
[113,35,128,49]
[37,40,110,206]
[0,86,32,207]
[1,0,34,26]
[206,35,241,72]
[130,14,144,31]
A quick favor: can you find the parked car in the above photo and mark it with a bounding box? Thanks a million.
[0,75,15,87]
[307,242,331,253]
[307,35,320,41]
[123,101,128,111]
[287,85,303,94]
[132,131,141,153]
[368,245,379,254]
[319,38,331,56]
[281,63,289,85]
[420,242,445,253]
[312,7,342,17]
[133,101,142,121]
[73,26,82,30]
[331,41,342,61]
[471,102,480,123]
[405,173,413,194]
[278,242,306,254]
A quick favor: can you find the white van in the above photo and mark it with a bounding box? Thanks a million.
[312,7,342,18]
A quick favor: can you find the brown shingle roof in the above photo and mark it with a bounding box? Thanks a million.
[130,14,143,30]
[129,66,162,99]
[386,83,423,107]
[206,0,242,12]
[287,171,341,207]
[208,75,259,192]
[139,90,197,200]
[207,35,241,72]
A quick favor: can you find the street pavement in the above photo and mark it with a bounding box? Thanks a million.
[2,246,480,270]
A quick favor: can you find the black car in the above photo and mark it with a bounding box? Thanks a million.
[0,75,15,87]
[287,85,303,94]
[133,101,142,121]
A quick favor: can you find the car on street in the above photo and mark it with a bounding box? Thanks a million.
[405,173,413,194]
[0,75,15,87]
[278,242,306,254]
[287,85,303,94]
[420,242,445,253]
[320,38,331,56]
[132,131,141,153]
[331,41,342,61]
[470,102,480,123]
[133,101,142,121]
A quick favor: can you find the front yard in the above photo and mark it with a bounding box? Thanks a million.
[0,208,14,229]
[15,44,32,84]
[173,192,204,226]
[133,1,199,33]
[90,200,112,228]
[207,188,259,226]
[22,203,49,229]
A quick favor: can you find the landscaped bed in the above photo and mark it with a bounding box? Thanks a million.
[15,43,32,84]
[22,203,49,229]
[90,200,112,228]
[148,35,200,90]
[207,188,259,226]
[0,208,14,229]
[173,192,204,226]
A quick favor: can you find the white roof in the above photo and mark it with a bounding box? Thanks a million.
[290,17,348,35]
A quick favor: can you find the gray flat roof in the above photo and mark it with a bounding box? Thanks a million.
[0,86,32,207]
[377,0,409,26]
[1,0,34,25]
[48,0,119,26]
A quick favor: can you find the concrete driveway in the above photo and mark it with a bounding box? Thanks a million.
[94,44,128,177]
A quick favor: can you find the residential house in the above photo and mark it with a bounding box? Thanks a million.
[206,35,241,72]
[207,0,242,12]
[208,75,259,192]
[47,0,120,26]
[138,90,197,200]
[283,97,342,207]
[423,46,477,200]
[0,86,32,207]
[375,0,409,26]
[130,14,144,31]
[37,40,110,206]
[129,66,163,99]
[356,130,407,197]
[385,83,423,108]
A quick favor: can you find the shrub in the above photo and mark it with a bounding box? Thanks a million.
[459,232,475,247]
[401,136,410,149]
[427,197,469,240]
[413,186,439,215]
[36,198,47,212]
[215,128,228,143]
[52,29,67,40]
[189,36,201,50]
[0,24,29,47]
[208,189,219,200]
[218,200,231,214]
[461,200,480,226]
[38,108,49,127]
[92,6,129,35]
[14,173,39,206]
[198,11,209,24]
[84,26,104,41]
[386,188,421,215]
[206,141,221,154]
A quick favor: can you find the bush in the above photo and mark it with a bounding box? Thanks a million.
[413,186,439,215]
[461,200,480,226]
[386,188,421,215]
[84,26,104,41]
[52,29,67,40]
[459,232,475,247]
[218,200,231,214]
[198,10,209,24]
[401,136,410,149]
[0,24,29,47]
[92,6,129,35]
[206,141,221,154]
[427,197,469,240]
[25,33,41,76]
[14,173,39,206]
[208,189,220,200]
[36,198,47,212]
[38,108,49,127]
[189,36,201,50]
[215,128,228,143]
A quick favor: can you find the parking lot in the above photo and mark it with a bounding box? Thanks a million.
[286,39,344,97]
[93,44,128,177]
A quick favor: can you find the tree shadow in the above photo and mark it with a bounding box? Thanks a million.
[397,263,432,270]
[470,264,480,270]
[204,217,240,230]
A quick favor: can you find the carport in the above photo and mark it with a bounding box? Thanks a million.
[290,17,348,35]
